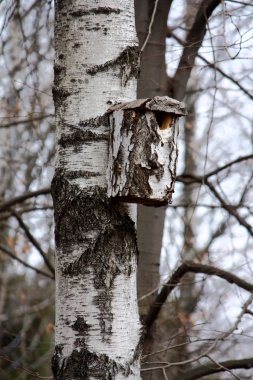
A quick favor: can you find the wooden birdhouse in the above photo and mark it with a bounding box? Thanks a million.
[107,96,187,206]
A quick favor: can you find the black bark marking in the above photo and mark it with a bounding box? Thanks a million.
[90,7,121,15]
[85,25,101,32]
[63,170,101,180]
[52,177,136,253]
[79,114,110,129]
[53,62,69,110]
[86,46,140,86]
[73,42,82,48]
[70,7,121,18]
[61,219,136,283]
[59,129,108,148]
[51,176,138,341]
[52,345,126,380]
[54,63,66,77]
[94,290,113,342]
[57,114,109,156]
[72,316,90,335]
[52,86,71,106]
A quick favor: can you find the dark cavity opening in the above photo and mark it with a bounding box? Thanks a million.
[155,112,166,128]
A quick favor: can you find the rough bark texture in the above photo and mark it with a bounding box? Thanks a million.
[107,97,185,206]
[52,1,141,379]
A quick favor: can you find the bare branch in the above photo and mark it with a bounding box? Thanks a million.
[205,154,253,178]
[144,261,253,331]
[168,30,253,102]
[143,294,253,372]
[0,114,53,129]
[0,350,53,379]
[177,153,253,183]
[224,0,253,7]
[0,244,54,280]
[171,0,221,100]
[246,309,253,317]
[140,0,159,52]
[179,357,253,380]
[0,297,53,322]
[205,179,253,236]
[198,54,253,101]
[168,203,251,209]
[11,210,55,275]
[177,174,253,237]
[0,187,51,212]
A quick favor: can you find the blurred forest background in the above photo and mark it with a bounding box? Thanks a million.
[1,0,253,379]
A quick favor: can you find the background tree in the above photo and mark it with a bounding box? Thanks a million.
[138,1,253,379]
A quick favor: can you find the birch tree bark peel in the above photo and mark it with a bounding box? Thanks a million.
[107,96,186,206]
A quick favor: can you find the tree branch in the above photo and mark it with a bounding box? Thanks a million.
[170,0,221,100]
[198,54,253,101]
[144,260,253,331]
[177,151,253,184]
[11,210,55,275]
[0,244,54,280]
[0,114,53,129]
[205,179,253,237]
[168,31,253,102]
[0,297,53,322]
[204,154,253,178]
[0,187,51,212]
[176,174,253,237]
[179,357,253,380]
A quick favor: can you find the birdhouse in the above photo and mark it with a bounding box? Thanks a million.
[107,96,187,206]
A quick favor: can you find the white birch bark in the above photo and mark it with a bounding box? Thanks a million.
[52,1,141,379]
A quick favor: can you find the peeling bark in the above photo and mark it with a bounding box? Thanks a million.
[52,1,141,378]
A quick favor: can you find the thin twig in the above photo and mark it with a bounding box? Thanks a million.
[144,261,253,331]
[11,210,55,275]
[0,187,51,212]
[0,244,54,280]
[0,114,53,129]
[176,174,253,237]
[168,29,253,102]
[140,0,159,52]
[205,154,253,178]
[206,355,242,380]
[0,297,53,322]
[143,294,253,373]
[177,356,253,380]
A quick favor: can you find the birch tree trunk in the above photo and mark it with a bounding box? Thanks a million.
[52,1,141,379]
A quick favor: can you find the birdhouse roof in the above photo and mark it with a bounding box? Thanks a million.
[107,96,187,116]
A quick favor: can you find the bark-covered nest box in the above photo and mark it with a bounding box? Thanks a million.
[107,96,187,206]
